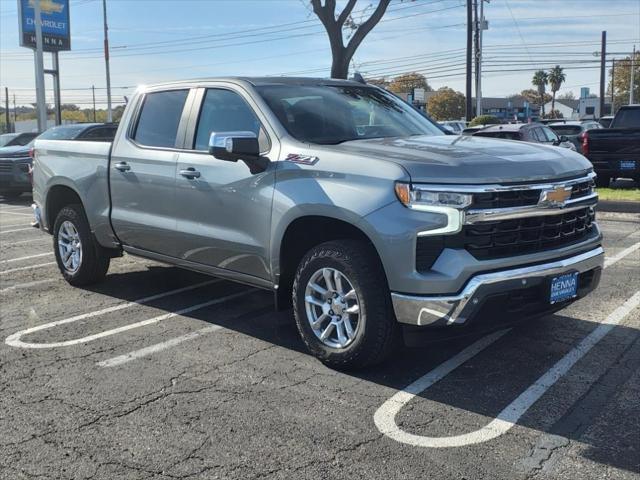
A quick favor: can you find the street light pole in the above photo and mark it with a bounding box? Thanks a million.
[102,0,113,122]
[631,45,636,105]
[599,31,606,118]
[465,0,473,121]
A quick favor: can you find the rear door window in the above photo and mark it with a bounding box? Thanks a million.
[133,90,189,148]
[80,126,118,142]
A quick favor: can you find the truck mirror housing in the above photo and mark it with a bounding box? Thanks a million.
[209,131,260,162]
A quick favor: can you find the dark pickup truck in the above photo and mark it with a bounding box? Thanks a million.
[580,105,640,187]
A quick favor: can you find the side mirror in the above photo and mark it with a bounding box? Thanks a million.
[209,131,260,162]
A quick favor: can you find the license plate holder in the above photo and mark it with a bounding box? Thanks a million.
[620,160,637,170]
[549,272,579,304]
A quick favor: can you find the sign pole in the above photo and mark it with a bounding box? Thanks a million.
[102,0,112,122]
[51,52,62,125]
[33,0,47,132]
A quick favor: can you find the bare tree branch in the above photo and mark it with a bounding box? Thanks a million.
[337,0,358,27]
[345,0,391,60]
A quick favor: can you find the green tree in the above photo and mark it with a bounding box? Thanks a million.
[426,87,465,121]
[387,73,432,94]
[547,65,566,114]
[61,110,87,122]
[532,70,549,116]
[608,52,640,110]
[469,115,500,127]
[311,0,391,79]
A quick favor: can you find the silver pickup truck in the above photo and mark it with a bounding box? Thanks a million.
[33,77,604,368]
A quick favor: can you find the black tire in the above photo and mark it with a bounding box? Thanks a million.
[53,204,110,286]
[0,191,23,199]
[595,175,610,188]
[292,239,398,369]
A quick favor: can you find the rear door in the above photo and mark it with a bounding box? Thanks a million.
[109,88,192,257]
[173,86,277,281]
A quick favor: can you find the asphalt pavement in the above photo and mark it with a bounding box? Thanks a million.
[0,195,639,480]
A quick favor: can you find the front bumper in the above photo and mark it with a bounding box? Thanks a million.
[392,246,604,327]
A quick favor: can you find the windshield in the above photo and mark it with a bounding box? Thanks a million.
[612,108,640,128]
[0,133,19,147]
[256,85,443,144]
[37,124,88,140]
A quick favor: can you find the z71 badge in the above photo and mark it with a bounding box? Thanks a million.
[285,153,319,165]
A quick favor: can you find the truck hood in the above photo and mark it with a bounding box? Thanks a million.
[0,144,31,158]
[332,135,593,184]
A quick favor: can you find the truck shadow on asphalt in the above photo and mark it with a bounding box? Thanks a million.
[79,265,640,474]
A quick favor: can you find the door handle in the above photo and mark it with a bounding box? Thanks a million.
[180,168,201,179]
[114,162,131,172]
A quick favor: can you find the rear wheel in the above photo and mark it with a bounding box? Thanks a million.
[595,175,610,188]
[292,240,398,369]
[53,204,110,286]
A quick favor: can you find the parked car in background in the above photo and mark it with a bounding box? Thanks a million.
[33,77,603,368]
[599,116,614,128]
[0,132,39,148]
[579,105,640,187]
[440,120,466,134]
[471,123,576,150]
[0,123,118,199]
[548,120,602,152]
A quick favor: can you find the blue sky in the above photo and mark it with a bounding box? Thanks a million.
[1,0,639,107]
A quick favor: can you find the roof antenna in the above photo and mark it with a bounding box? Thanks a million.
[351,72,366,84]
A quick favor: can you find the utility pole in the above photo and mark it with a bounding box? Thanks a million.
[466,0,473,121]
[92,85,97,122]
[102,0,113,122]
[33,0,48,132]
[12,94,17,130]
[611,59,615,115]
[4,87,10,133]
[631,45,636,105]
[599,31,606,118]
[474,0,487,118]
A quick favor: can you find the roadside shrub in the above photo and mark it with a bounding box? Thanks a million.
[469,115,500,127]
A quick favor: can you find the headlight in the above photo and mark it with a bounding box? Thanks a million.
[394,183,471,235]
[394,183,472,210]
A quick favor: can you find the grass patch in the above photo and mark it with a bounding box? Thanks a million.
[597,188,640,202]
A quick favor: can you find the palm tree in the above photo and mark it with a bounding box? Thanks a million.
[532,70,549,117]
[548,66,566,117]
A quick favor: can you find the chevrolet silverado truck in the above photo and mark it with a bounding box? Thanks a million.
[579,105,640,187]
[32,77,604,368]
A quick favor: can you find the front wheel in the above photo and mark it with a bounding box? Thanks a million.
[53,204,110,286]
[292,240,398,369]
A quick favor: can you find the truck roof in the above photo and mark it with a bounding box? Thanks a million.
[140,77,371,90]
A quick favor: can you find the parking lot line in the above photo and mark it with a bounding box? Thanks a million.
[604,240,640,268]
[0,252,52,264]
[0,227,37,234]
[0,261,56,275]
[0,237,47,246]
[0,222,30,228]
[6,288,253,349]
[97,323,225,367]
[4,279,221,348]
[0,211,32,217]
[0,278,57,294]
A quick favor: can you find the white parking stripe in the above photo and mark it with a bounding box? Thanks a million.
[0,252,52,264]
[0,261,56,275]
[604,240,640,268]
[1,237,48,246]
[0,211,32,217]
[97,324,225,367]
[0,222,29,228]
[0,227,36,234]
[373,239,640,448]
[4,279,220,348]
[6,288,251,349]
[374,292,640,448]
[0,278,56,294]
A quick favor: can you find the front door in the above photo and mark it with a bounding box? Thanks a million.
[110,88,190,256]
[174,87,276,281]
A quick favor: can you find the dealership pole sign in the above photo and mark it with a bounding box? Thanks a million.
[18,0,71,51]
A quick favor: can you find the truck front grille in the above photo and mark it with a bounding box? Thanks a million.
[0,160,13,172]
[453,207,596,260]
[471,178,594,209]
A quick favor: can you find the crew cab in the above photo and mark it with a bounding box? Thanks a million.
[32,78,604,368]
[580,105,640,187]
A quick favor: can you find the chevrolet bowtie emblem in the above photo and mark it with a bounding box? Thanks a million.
[540,186,571,207]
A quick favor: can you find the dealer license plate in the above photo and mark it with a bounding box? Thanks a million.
[620,160,637,170]
[550,272,579,304]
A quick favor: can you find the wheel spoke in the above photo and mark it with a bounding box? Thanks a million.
[345,304,360,315]
[344,289,357,301]
[343,316,355,339]
[334,270,344,295]
[305,295,325,308]
[308,282,328,297]
[62,249,72,262]
[310,313,329,329]
[320,323,335,341]
[322,268,335,292]
[335,321,347,346]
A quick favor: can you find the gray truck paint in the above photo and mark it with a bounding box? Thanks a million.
[33,77,602,327]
